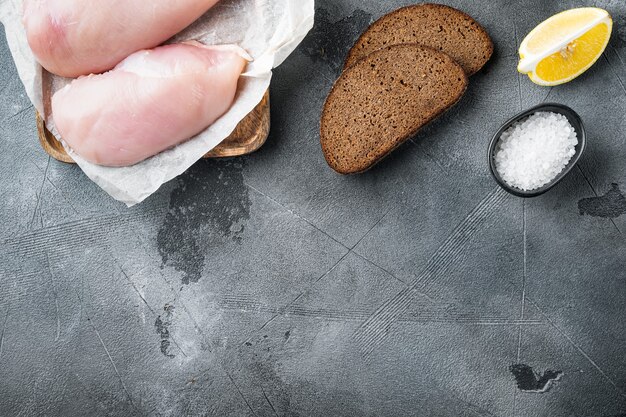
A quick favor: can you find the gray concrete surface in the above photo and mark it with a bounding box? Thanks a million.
[1,0,626,416]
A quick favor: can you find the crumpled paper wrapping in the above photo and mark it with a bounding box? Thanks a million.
[0,0,314,205]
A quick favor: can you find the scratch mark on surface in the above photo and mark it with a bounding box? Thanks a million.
[604,53,626,96]
[88,318,138,409]
[24,171,79,219]
[6,104,34,122]
[300,249,348,292]
[219,295,543,325]
[352,251,407,284]
[0,80,10,97]
[244,203,394,335]
[577,166,623,235]
[612,46,626,67]
[246,182,404,288]
[240,293,305,346]
[527,297,626,399]
[353,187,508,357]
[241,250,350,346]
[514,22,523,111]
[249,179,508,351]
[118,266,187,357]
[30,156,50,230]
[45,178,79,215]
[423,149,449,175]
[577,166,599,195]
[74,289,84,328]
[4,207,168,258]
[257,315,280,333]
[312,65,335,85]
[517,199,527,362]
[293,308,539,324]
[0,309,9,358]
[226,371,257,416]
[144,258,218,356]
[512,386,519,413]
[452,391,499,417]
[513,199,528,415]
[407,138,449,175]
[239,182,392,346]
[119,268,152,310]
[425,379,499,416]
[179,300,214,352]
[244,182,347,249]
[542,87,553,103]
[352,207,393,250]
[45,252,61,342]
[261,387,279,417]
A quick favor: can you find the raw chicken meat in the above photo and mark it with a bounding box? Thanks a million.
[23,0,221,77]
[52,42,248,167]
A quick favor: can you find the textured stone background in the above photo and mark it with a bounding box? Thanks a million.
[1,0,626,416]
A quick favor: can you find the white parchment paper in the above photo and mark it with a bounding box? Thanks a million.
[0,0,314,205]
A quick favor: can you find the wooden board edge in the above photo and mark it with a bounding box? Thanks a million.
[36,89,270,164]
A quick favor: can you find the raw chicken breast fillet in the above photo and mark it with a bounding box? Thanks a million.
[23,0,221,77]
[52,42,248,167]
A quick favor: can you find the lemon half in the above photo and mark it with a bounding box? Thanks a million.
[518,8,613,86]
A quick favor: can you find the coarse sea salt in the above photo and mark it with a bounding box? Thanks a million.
[494,111,578,191]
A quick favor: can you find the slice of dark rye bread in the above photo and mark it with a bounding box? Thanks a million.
[344,3,493,75]
[321,44,468,174]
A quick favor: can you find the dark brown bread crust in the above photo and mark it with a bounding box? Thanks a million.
[321,44,468,174]
[344,3,493,75]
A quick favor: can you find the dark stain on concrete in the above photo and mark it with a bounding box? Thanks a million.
[510,364,563,393]
[578,183,626,218]
[157,159,251,284]
[155,304,175,358]
[300,7,372,73]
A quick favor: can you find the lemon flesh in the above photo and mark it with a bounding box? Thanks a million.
[518,8,613,86]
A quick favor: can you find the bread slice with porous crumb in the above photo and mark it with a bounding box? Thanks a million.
[321,43,468,174]
[344,3,493,75]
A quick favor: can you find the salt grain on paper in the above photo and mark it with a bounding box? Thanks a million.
[494,112,578,191]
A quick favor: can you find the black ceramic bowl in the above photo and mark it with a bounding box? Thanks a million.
[488,103,586,198]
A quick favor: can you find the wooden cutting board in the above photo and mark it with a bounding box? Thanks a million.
[36,72,270,163]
